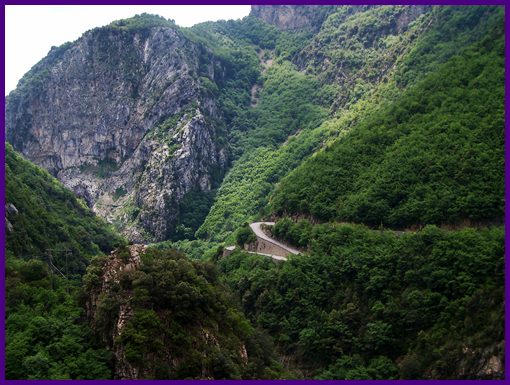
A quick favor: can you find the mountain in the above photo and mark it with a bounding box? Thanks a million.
[6,14,230,242]
[5,145,285,380]
[4,4,504,380]
[197,5,503,242]
[270,8,504,228]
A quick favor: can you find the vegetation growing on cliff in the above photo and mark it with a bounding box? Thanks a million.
[6,143,124,272]
[5,145,125,379]
[84,247,288,379]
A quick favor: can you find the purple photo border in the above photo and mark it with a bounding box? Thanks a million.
[0,0,507,383]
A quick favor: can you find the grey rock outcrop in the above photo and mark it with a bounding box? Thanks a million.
[6,18,227,242]
[5,203,18,234]
[250,5,337,32]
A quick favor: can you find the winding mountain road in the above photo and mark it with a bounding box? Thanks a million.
[249,222,301,256]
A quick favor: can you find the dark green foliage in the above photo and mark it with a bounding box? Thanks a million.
[5,145,126,379]
[235,225,257,247]
[171,189,216,241]
[197,62,329,241]
[270,21,504,228]
[85,248,287,379]
[218,220,503,379]
[395,6,504,87]
[107,13,176,33]
[272,217,312,248]
[234,16,279,49]
[5,256,112,379]
[6,143,124,273]
[152,239,221,262]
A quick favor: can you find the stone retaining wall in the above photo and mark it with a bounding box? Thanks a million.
[244,238,292,258]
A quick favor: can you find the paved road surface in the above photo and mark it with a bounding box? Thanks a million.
[249,222,301,255]
[245,250,288,261]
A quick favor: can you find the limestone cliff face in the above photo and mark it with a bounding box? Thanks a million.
[250,5,337,32]
[6,18,227,242]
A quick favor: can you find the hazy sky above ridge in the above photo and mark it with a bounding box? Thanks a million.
[5,5,251,95]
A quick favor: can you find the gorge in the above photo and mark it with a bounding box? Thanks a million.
[5,5,504,380]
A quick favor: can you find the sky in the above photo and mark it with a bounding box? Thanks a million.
[4,5,251,95]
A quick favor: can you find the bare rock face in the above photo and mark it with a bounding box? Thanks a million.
[5,203,18,234]
[5,19,227,242]
[250,5,337,32]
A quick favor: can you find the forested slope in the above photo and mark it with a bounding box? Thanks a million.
[219,221,504,379]
[198,6,504,241]
[83,246,287,379]
[6,143,123,266]
[5,144,125,379]
[4,5,505,380]
[270,15,504,227]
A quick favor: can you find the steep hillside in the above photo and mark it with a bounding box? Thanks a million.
[6,14,231,242]
[270,8,504,228]
[5,144,125,379]
[83,245,287,379]
[5,145,287,380]
[294,5,429,110]
[198,6,502,242]
[219,221,504,379]
[196,61,329,241]
[6,7,503,243]
[6,143,123,270]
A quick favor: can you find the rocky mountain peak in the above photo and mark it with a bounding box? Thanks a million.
[5,19,228,242]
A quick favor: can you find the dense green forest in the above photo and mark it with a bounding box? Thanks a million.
[219,220,504,379]
[84,246,288,379]
[5,144,124,379]
[5,5,504,380]
[5,259,113,379]
[270,11,504,228]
